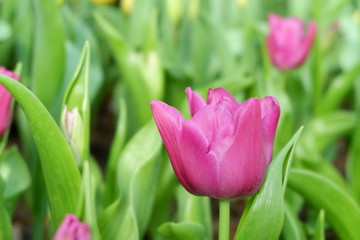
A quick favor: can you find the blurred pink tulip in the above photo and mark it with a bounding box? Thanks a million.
[53,214,91,240]
[0,67,19,136]
[151,87,280,199]
[266,14,317,70]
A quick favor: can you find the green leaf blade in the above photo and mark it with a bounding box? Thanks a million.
[0,74,82,228]
[288,169,360,240]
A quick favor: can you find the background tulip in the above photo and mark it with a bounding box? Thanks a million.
[53,214,91,240]
[0,67,19,137]
[266,14,317,70]
[151,87,280,199]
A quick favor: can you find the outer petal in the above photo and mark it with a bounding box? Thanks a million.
[185,87,206,117]
[297,21,317,66]
[0,68,19,136]
[206,88,238,110]
[76,223,91,240]
[178,120,219,197]
[218,98,266,198]
[260,97,280,166]
[150,100,191,190]
[0,90,12,136]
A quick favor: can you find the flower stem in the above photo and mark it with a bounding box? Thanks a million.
[219,199,230,240]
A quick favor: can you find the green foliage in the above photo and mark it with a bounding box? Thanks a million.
[32,0,66,116]
[99,122,162,239]
[288,169,360,240]
[61,42,91,164]
[0,147,31,212]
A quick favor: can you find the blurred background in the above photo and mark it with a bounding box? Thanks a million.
[1,0,360,239]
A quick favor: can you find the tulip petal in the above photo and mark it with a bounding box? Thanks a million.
[206,88,238,110]
[219,98,266,198]
[150,100,191,190]
[260,97,280,166]
[185,87,206,117]
[179,120,219,197]
[0,68,19,136]
[267,14,316,70]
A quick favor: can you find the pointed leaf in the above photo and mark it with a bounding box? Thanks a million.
[0,74,82,228]
[313,209,325,240]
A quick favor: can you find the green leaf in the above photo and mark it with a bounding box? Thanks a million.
[175,188,212,240]
[82,161,101,240]
[98,198,138,240]
[346,117,360,202]
[0,178,12,240]
[95,12,157,127]
[32,0,65,116]
[281,202,306,240]
[103,98,127,206]
[117,122,162,236]
[0,147,31,205]
[0,74,82,228]
[313,209,325,240]
[158,222,206,240]
[296,111,356,159]
[316,62,360,115]
[234,127,303,240]
[301,158,349,192]
[288,169,360,240]
[99,122,162,239]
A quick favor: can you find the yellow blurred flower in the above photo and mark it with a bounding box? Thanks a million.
[353,10,360,24]
[91,0,116,4]
[121,0,135,15]
[236,0,247,9]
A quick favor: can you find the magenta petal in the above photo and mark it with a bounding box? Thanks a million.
[260,97,280,166]
[53,214,92,240]
[77,223,91,240]
[0,90,12,136]
[219,98,266,198]
[0,67,19,136]
[267,14,317,70]
[150,100,191,190]
[185,87,206,117]
[178,120,219,197]
[206,88,238,110]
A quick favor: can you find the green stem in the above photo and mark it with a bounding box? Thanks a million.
[219,199,230,240]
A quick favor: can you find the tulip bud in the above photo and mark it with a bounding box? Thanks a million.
[61,106,84,165]
[266,14,317,71]
[150,87,280,199]
[53,214,91,240]
[0,67,19,137]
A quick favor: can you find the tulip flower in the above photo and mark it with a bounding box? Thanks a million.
[53,214,91,240]
[266,14,317,70]
[150,87,280,199]
[0,67,19,137]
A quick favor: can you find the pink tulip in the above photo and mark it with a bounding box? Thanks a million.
[266,14,317,70]
[0,67,19,137]
[150,87,280,199]
[53,214,91,240]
